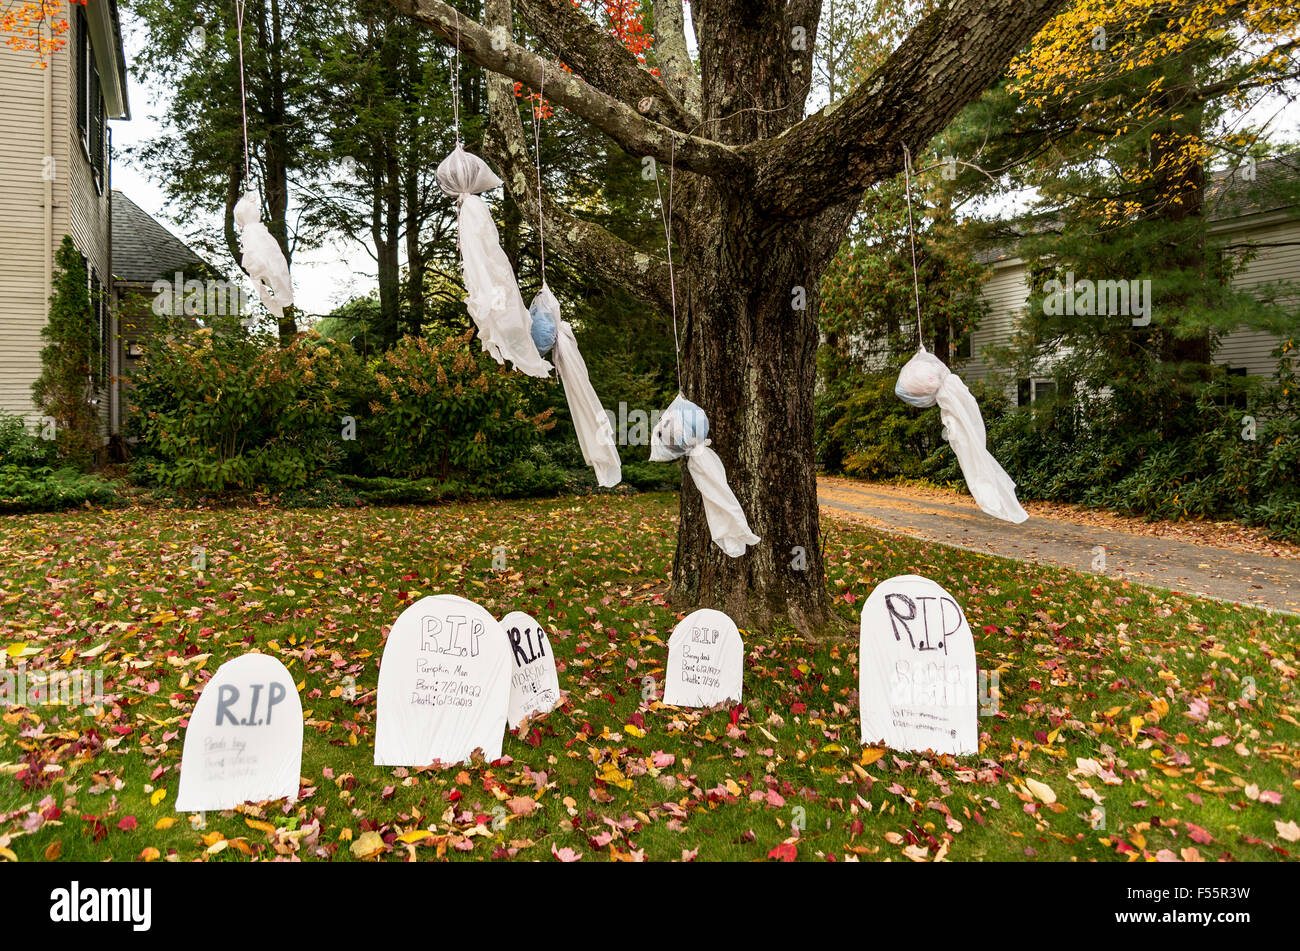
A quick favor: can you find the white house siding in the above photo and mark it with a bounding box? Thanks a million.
[1215,215,1300,377]
[965,256,1030,393]
[0,0,117,433]
[969,213,1299,392]
[0,40,66,423]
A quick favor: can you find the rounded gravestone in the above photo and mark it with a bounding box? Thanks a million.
[858,574,978,756]
[499,610,562,729]
[374,594,511,766]
[663,608,744,707]
[175,653,303,812]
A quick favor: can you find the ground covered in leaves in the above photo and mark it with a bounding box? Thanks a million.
[1,493,1297,862]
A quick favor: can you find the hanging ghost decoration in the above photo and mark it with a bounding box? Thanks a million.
[527,284,621,488]
[895,349,1028,523]
[437,145,552,378]
[233,191,294,320]
[651,393,760,557]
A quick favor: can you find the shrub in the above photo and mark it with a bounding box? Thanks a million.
[0,465,118,513]
[31,237,101,467]
[360,332,554,481]
[129,321,366,493]
[0,414,58,469]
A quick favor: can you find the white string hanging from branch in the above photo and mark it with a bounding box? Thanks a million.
[894,146,1028,524]
[649,141,759,558]
[232,0,293,323]
[436,11,551,377]
[524,69,621,487]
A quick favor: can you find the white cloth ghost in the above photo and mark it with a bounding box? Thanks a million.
[651,393,760,557]
[437,145,552,378]
[895,349,1028,523]
[529,284,621,488]
[233,191,294,320]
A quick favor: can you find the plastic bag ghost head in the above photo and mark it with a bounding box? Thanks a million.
[895,350,1028,524]
[437,146,551,378]
[233,190,294,320]
[651,393,759,557]
[651,394,709,455]
[894,349,946,408]
[435,143,503,198]
[528,284,560,357]
[525,284,620,487]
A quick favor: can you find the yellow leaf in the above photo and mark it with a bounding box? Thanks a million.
[245,818,276,834]
[139,847,161,862]
[625,725,645,738]
[350,830,386,860]
[154,817,177,830]
[397,828,435,844]
[150,788,167,807]
[861,747,887,766]
[1025,778,1057,804]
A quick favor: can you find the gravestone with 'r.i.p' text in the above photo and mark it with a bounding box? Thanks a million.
[858,574,978,756]
[175,653,302,812]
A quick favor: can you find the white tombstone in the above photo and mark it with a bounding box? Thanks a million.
[374,594,511,766]
[663,608,743,707]
[858,574,978,756]
[175,653,302,812]
[500,610,562,729]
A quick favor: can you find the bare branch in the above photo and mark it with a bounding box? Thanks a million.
[482,0,674,314]
[388,0,742,179]
[747,0,1069,219]
[515,0,697,131]
[652,0,701,116]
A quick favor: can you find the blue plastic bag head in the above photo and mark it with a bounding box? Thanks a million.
[650,392,710,460]
[528,285,560,356]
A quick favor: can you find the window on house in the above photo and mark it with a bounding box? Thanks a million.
[1224,366,1248,410]
[954,330,972,360]
[75,8,106,192]
[1018,378,1056,406]
[76,9,88,143]
[89,269,108,387]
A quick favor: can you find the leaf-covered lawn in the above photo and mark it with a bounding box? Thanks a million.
[1,493,1296,861]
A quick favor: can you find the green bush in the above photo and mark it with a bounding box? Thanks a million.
[621,460,679,491]
[0,414,58,469]
[0,465,118,513]
[128,322,367,493]
[360,332,554,481]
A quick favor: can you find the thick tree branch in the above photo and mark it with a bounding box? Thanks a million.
[388,0,742,179]
[747,0,1069,219]
[514,0,697,131]
[482,0,674,314]
[652,0,701,116]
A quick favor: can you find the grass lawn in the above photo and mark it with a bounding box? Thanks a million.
[1,492,1296,862]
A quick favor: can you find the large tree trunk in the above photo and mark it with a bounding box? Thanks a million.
[667,4,849,634]
[672,205,852,633]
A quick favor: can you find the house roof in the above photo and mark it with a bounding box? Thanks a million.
[111,191,213,284]
[973,153,1300,265]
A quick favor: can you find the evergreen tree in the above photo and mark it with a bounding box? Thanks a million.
[32,237,101,468]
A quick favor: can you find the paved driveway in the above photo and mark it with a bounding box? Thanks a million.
[818,477,1300,615]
